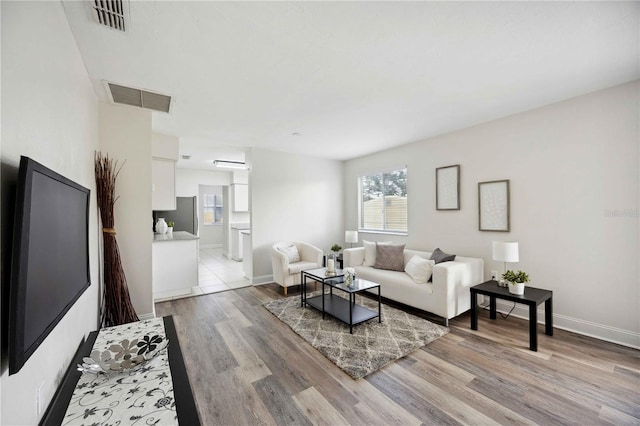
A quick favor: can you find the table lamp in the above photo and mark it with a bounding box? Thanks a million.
[492,241,519,287]
[345,230,358,248]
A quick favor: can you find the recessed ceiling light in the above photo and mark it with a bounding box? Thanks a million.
[291,132,301,136]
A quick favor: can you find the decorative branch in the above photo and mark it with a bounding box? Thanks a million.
[95,152,138,327]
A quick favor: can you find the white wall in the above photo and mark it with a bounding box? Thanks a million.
[249,148,344,283]
[176,168,231,196]
[152,133,179,160]
[99,103,153,318]
[198,184,223,247]
[344,81,639,347]
[0,2,100,424]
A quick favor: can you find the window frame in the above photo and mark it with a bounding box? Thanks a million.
[202,193,223,226]
[357,166,408,235]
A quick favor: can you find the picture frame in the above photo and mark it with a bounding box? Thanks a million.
[436,164,460,210]
[478,179,510,232]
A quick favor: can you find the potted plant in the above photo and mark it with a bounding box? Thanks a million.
[330,244,342,253]
[167,220,175,234]
[502,270,530,295]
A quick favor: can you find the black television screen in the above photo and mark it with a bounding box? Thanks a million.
[8,156,91,375]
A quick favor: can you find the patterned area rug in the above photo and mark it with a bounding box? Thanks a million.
[264,292,449,379]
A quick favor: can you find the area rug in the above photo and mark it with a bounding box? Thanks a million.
[263,292,449,379]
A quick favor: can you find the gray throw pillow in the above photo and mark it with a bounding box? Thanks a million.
[374,244,406,271]
[430,247,456,264]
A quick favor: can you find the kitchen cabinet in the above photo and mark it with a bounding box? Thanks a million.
[152,158,176,210]
[232,183,249,212]
[152,231,199,300]
[242,230,252,279]
[230,223,250,261]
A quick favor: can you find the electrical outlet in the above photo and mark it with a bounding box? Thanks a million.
[491,270,498,280]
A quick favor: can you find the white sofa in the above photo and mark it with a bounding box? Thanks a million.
[272,241,323,295]
[343,247,484,325]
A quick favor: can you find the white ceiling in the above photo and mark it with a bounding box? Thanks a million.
[63,1,639,164]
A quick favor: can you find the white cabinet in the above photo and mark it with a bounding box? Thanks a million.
[232,183,249,212]
[241,231,252,279]
[231,228,243,261]
[152,234,199,300]
[152,158,176,210]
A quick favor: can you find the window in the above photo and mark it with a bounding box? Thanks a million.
[203,193,223,225]
[358,167,407,233]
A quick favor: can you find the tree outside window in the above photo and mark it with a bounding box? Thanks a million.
[359,168,407,232]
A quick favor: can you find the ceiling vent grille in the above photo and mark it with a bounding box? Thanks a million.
[93,0,126,31]
[106,83,172,113]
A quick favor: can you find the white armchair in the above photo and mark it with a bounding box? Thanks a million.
[271,241,323,295]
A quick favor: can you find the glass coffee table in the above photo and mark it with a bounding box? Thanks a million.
[301,267,381,333]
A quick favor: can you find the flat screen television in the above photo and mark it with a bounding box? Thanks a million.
[8,156,91,375]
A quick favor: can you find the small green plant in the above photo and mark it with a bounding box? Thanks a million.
[502,270,530,284]
[167,220,175,228]
[331,244,342,253]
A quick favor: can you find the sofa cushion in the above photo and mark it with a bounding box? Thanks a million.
[405,255,435,284]
[374,244,406,271]
[288,261,318,275]
[430,247,456,264]
[363,240,391,266]
[278,244,300,263]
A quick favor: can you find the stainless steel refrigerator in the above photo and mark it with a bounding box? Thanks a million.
[153,196,198,234]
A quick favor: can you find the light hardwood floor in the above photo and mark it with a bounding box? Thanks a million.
[155,283,640,426]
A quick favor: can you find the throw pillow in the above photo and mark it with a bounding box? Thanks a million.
[430,247,456,264]
[405,255,435,284]
[279,244,300,263]
[363,240,391,266]
[374,244,406,271]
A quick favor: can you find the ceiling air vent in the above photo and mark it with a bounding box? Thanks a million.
[106,83,172,113]
[93,0,126,31]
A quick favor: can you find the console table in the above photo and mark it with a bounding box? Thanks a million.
[470,280,553,351]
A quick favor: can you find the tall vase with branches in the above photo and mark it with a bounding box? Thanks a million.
[94,152,138,327]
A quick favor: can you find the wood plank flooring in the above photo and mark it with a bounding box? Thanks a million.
[155,283,640,426]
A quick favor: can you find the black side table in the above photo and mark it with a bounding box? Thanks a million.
[470,280,553,351]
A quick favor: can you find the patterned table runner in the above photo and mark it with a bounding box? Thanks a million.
[62,318,178,425]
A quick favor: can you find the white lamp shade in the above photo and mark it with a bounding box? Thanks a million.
[492,241,519,262]
[345,230,358,244]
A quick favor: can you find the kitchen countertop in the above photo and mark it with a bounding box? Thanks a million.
[153,231,199,243]
[230,222,250,230]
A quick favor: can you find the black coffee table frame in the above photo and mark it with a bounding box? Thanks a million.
[470,280,553,351]
[301,268,381,334]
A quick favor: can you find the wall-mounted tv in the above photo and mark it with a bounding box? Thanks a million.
[8,156,91,375]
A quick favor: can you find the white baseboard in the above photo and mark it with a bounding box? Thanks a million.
[492,300,640,349]
[251,274,273,286]
[153,288,192,301]
[138,312,156,321]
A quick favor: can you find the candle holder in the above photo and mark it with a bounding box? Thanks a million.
[326,253,337,273]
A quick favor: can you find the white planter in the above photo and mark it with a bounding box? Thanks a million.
[508,282,525,295]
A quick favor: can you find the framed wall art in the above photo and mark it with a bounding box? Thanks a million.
[478,179,510,232]
[436,164,460,210]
